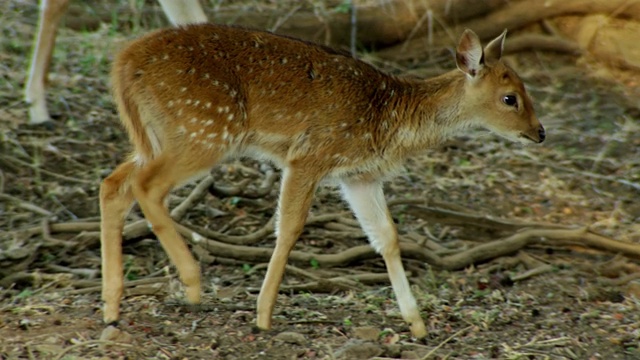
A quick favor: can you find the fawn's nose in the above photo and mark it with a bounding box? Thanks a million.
[538,126,546,143]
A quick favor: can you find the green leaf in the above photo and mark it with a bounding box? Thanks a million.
[17,289,33,299]
[333,1,352,14]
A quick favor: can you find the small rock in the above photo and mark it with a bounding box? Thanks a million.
[333,340,384,360]
[274,331,306,345]
[33,343,63,356]
[99,325,133,346]
[352,326,380,341]
[401,350,420,359]
[626,280,640,299]
[385,344,402,358]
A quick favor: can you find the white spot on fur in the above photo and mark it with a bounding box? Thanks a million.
[133,153,146,166]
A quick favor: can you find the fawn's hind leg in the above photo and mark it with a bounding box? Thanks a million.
[100,160,136,324]
[130,154,208,307]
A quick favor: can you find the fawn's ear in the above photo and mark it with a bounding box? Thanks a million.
[483,29,507,65]
[456,29,484,78]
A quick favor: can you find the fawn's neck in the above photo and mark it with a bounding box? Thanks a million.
[373,70,469,155]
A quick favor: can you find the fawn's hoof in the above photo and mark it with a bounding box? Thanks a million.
[256,315,272,331]
[20,119,58,131]
[410,321,428,339]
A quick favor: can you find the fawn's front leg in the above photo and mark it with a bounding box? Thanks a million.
[340,179,427,338]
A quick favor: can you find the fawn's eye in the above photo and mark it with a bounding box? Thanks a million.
[502,94,518,108]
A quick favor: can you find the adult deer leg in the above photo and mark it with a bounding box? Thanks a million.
[158,0,207,26]
[25,0,70,124]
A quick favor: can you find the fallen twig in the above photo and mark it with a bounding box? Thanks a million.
[421,326,473,359]
[398,202,569,232]
[0,193,53,217]
[246,272,397,293]
[0,154,94,184]
[170,175,216,221]
[65,276,171,295]
[247,263,321,281]
[518,159,640,192]
[510,264,554,282]
[53,340,135,360]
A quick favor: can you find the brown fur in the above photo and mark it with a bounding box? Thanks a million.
[100,24,544,338]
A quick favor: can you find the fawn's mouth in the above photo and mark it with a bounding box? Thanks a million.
[519,132,540,143]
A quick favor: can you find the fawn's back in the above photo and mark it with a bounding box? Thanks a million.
[113,24,543,181]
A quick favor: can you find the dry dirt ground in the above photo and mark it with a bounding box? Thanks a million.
[1,1,640,359]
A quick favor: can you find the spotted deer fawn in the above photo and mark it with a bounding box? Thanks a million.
[25,0,207,125]
[100,23,545,338]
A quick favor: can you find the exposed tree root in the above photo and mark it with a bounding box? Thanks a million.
[3,171,638,292]
[379,0,640,61]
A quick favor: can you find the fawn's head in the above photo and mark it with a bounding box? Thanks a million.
[455,29,545,144]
